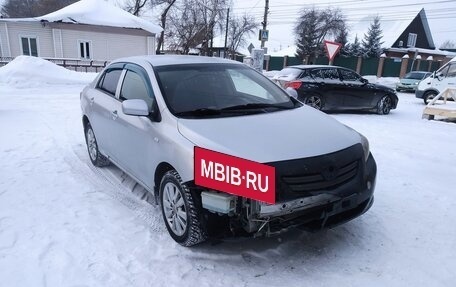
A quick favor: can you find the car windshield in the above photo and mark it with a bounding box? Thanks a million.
[154,63,300,118]
[404,72,427,80]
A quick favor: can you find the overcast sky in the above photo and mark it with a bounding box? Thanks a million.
[2,0,455,52]
[230,0,456,52]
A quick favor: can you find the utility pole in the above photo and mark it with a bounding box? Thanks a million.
[261,0,269,48]
[224,8,230,58]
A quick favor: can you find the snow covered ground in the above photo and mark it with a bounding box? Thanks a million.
[1,60,456,286]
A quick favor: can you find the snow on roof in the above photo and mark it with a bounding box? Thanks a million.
[348,8,433,48]
[386,47,456,57]
[1,0,162,34]
[270,45,297,57]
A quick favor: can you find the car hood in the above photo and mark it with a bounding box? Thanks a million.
[177,106,361,163]
[367,83,396,93]
[400,79,421,84]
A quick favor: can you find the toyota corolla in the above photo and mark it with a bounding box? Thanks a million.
[80,56,377,246]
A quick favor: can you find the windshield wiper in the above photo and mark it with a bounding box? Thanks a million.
[174,108,222,117]
[221,103,294,111]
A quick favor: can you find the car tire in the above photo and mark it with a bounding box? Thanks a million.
[423,91,437,105]
[376,95,393,115]
[85,123,110,167]
[160,170,207,247]
[304,94,323,110]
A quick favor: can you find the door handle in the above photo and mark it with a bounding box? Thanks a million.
[111,110,118,120]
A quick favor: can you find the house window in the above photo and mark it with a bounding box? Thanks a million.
[407,33,417,47]
[21,37,38,56]
[79,41,91,59]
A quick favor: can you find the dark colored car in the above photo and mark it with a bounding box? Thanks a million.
[275,65,398,114]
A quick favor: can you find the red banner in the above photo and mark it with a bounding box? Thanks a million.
[194,147,276,204]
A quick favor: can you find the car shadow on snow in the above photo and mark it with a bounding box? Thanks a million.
[192,218,375,262]
[79,146,378,265]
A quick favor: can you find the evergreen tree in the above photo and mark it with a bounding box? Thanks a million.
[294,7,345,61]
[335,24,350,57]
[361,16,384,58]
[295,9,319,60]
[349,35,363,57]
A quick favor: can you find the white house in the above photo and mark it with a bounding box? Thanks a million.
[0,0,162,61]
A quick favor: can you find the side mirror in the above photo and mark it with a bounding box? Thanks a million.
[360,78,369,85]
[285,87,298,99]
[436,72,443,81]
[122,99,149,116]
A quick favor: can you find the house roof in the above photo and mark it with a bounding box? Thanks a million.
[0,0,162,34]
[385,47,456,57]
[270,45,297,57]
[196,35,251,56]
[348,8,434,48]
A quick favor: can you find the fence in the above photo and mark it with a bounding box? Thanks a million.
[0,57,108,72]
[243,55,447,78]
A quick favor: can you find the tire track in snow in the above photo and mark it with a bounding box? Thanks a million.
[37,107,165,233]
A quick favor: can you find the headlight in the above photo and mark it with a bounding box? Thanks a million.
[344,125,370,161]
[359,133,370,162]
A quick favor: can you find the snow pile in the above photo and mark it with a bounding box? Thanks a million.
[0,84,455,286]
[36,0,162,34]
[0,56,96,88]
[363,75,399,89]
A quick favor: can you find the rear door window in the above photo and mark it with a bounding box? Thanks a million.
[97,69,122,96]
[311,68,342,83]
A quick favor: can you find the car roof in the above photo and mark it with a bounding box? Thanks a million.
[406,71,431,74]
[111,55,243,67]
[287,65,339,70]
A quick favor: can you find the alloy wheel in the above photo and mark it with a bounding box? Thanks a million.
[380,96,392,114]
[162,182,187,236]
[305,95,322,110]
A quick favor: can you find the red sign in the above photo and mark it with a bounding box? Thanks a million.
[194,147,276,204]
[324,40,342,62]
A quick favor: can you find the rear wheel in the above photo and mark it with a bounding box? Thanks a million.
[377,95,393,115]
[304,95,323,110]
[423,91,437,105]
[85,123,110,167]
[160,170,207,246]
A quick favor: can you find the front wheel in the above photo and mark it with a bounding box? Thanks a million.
[376,95,393,115]
[423,91,437,105]
[160,170,207,246]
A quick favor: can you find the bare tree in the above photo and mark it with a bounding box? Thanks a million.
[123,0,149,16]
[1,0,77,17]
[227,14,258,54]
[167,0,228,54]
[294,7,346,61]
[440,40,456,49]
[153,0,178,54]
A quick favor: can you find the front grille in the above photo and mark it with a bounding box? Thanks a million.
[267,144,364,201]
[282,160,358,192]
